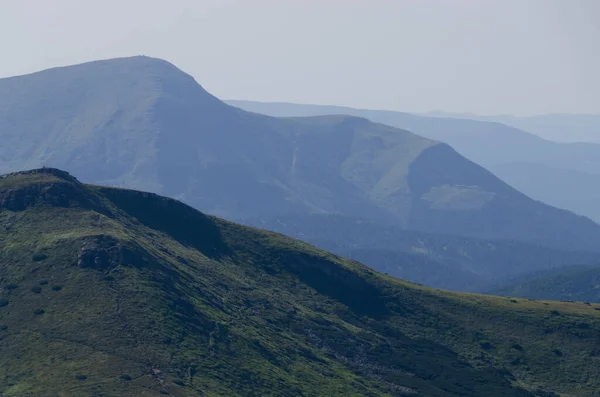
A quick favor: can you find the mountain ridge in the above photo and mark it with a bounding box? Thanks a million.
[2,168,600,396]
[2,57,600,254]
[228,100,600,223]
[422,111,600,144]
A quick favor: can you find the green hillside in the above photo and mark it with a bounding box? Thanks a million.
[1,169,600,396]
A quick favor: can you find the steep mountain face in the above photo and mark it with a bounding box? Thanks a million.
[2,169,600,396]
[491,265,600,303]
[245,214,600,292]
[2,57,600,254]
[228,100,600,223]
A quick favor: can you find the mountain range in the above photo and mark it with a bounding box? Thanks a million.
[228,100,600,223]
[423,111,600,144]
[3,56,600,395]
[1,56,599,251]
[1,168,600,396]
[2,56,600,292]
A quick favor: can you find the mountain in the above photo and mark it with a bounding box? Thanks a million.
[424,111,600,144]
[245,214,600,292]
[2,57,600,254]
[491,265,600,304]
[226,101,600,175]
[2,168,600,396]
[228,100,600,223]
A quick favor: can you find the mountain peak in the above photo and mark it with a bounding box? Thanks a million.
[0,54,221,112]
[61,55,190,79]
[6,55,183,80]
[0,168,100,212]
[0,167,77,183]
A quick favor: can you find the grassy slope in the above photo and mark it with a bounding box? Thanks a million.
[1,170,600,396]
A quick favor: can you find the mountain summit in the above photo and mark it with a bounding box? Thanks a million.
[1,168,600,396]
[1,57,600,253]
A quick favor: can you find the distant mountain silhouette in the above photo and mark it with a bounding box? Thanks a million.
[229,100,600,222]
[2,57,600,256]
[424,111,600,144]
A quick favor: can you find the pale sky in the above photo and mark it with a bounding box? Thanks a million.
[0,0,598,115]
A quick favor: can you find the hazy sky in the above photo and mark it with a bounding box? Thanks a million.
[1,0,598,115]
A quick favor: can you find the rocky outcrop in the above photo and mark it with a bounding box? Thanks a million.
[0,168,103,211]
[77,235,150,270]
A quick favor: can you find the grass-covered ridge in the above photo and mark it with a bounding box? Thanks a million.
[1,169,600,396]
